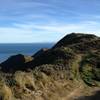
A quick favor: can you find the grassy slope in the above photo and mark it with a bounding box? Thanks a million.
[0,33,100,100]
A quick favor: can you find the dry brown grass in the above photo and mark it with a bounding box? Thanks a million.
[0,70,99,100]
[0,82,13,100]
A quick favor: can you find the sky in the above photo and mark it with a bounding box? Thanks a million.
[0,0,100,43]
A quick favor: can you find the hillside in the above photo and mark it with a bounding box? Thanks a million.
[0,33,100,100]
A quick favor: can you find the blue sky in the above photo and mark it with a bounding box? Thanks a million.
[0,0,100,43]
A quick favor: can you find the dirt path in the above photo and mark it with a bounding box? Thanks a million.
[66,85,83,100]
[63,55,83,100]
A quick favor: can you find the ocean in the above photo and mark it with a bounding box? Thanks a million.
[0,43,54,62]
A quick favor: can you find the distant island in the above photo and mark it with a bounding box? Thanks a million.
[0,33,100,100]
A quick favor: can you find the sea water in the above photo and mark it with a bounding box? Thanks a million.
[0,43,54,62]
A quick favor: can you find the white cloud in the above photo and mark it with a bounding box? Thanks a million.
[12,21,100,34]
[0,20,100,43]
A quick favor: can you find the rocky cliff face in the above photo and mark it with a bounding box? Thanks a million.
[0,33,100,100]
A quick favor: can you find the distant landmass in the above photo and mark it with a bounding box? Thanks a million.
[0,33,100,100]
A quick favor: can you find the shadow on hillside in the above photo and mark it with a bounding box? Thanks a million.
[0,54,26,73]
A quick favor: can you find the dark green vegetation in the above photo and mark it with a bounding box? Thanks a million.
[80,51,100,86]
[0,33,100,100]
